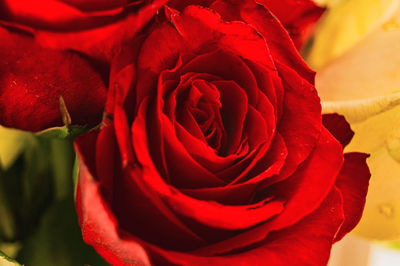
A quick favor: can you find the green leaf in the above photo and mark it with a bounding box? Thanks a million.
[36,125,87,140]
[0,249,21,266]
[17,196,108,266]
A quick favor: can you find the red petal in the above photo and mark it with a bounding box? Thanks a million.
[334,152,370,241]
[258,0,325,49]
[272,61,321,180]
[322,113,355,148]
[0,0,138,31]
[74,135,151,266]
[95,119,117,202]
[240,3,316,84]
[194,127,343,255]
[0,27,106,131]
[24,0,167,62]
[139,187,344,266]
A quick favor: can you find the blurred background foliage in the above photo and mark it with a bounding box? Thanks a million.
[0,125,107,266]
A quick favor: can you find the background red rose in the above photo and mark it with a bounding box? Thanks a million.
[75,3,370,265]
[0,0,168,62]
[0,27,106,131]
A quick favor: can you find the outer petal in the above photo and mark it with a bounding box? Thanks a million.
[0,0,168,62]
[76,130,345,266]
[0,27,106,131]
[134,187,345,266]
[252,0,325,49]
[75,133,151,266]
[334,152,370,241]
[0,0,134,31]
[322,113,354,148]
[192,127,343,256]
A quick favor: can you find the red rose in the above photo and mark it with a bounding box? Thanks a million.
[0,0,168,61]
[0,27,106,131]
[167,0,325,50]
[75,3,369,266]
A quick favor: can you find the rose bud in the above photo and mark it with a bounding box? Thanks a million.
[75,2,370,265]
[316,5,400,241]
[0,0,168,62]
[0,27,106,131]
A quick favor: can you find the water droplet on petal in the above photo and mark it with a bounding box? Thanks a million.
[386,130,400,163]
[382,18,400,31]
[378,203,394,218]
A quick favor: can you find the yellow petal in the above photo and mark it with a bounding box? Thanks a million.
[307,0,400,69]
[315,3,400,239]
[0,126,37,170]
[323,94,400,240]
[316,7,400,239]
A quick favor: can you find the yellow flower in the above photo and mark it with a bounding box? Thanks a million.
[315,4,400,240]
[307,0,400,69]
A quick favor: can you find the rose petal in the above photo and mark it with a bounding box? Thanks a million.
[322,113,355,148]
[0,0,136,31]
[194,127,343,255]
[136,187,344,266]
[334,152,370,241]
[272,61,321,180]
[30,0,167,62]
[0,27,106,131]
[240,2,315,84]
[258,0,325,49]
[75,135,151,266]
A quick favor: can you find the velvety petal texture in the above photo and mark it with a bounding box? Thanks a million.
[167,0,325,50]
[74,3,370,266]
[0,27,106,131]
[0,0,168,62]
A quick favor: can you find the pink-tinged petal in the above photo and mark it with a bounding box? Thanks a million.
[138,187,344,266]
[0,27,106,131]
[334,152,370,241]
[74,136,151,266]
[194,128,343,255]
[323,113,355,148]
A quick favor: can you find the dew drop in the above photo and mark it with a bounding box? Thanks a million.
[378,204,394,218]
[386,130,400,163]
[382,18,400,31]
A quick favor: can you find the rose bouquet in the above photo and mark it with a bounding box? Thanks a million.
[0,1,376,265]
